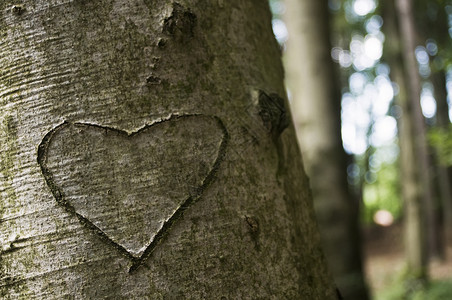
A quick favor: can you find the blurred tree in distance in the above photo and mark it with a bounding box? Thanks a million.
[271,0,452,298]
[283,0,370,299]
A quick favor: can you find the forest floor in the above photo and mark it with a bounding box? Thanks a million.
[363,222,452,299]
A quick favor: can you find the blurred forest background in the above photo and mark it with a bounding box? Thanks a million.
[269,0,452,299]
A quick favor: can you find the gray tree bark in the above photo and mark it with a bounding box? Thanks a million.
[283,1,369,299]
[0,0,336,299]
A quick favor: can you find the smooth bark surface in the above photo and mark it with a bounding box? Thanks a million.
[284,1,369,299]
[0,1,336,298]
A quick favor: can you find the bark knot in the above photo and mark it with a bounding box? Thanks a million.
[146,74,162,85]
[258,91,290,139]
[245,215,261,251]
[163,3,197,43]
[11,5,25,15]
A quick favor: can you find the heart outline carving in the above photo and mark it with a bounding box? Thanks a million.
[37,114,228,272]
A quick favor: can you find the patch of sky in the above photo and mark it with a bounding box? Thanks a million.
[415,46,431,78]
[269,1,286,15]
[420,82,437,119]
[370,116,397,147]
[272,19,288,44]
[426,39,438,56]
[365,15,383,34]
[353,0,376,16]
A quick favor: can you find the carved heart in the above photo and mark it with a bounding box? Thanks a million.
[38,115,227,270]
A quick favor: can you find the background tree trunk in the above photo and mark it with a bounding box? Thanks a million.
[394,0,430,284]
[382,0,428,289]
[0,1,336,298]
[432,70,452,241]
[426,1,452,244]
[284,1,369,299]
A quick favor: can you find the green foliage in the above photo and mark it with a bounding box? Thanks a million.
[376,278,452,300]
[428,125,452,166]
[423,280,452,299]
[362,157,402,224]
[375,282,405,300]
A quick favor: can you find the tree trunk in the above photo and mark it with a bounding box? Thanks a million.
[0,1,336,298]
[428,0,452,244]
[393,0,430,284]
[432,70,452,241]
[284,1,369,299]
[397,0,441,264]
[382,0,428,288]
